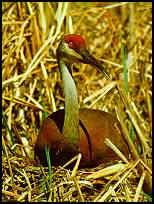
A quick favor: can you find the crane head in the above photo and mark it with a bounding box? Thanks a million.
[57,34,110,79]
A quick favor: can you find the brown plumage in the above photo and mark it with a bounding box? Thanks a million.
[35,109,129,167]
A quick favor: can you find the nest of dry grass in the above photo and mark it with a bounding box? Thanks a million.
[2,2,152,202]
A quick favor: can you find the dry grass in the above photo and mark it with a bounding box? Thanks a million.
[2,2,152,202]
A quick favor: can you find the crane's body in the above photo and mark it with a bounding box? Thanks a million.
[34,34,129,167]
[35,108,129,167]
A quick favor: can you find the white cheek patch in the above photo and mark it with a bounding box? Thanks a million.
[63,43,83,61]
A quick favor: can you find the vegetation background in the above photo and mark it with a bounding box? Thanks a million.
[2,2,152,202]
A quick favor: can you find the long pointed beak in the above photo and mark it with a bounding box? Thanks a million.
[79,49,110,80]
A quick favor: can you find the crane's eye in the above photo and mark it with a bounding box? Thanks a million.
[68,42,74,49]
[67,42,80,54]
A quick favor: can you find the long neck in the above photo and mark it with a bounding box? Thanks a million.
[59,59,79,148]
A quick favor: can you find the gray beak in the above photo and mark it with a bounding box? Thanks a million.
[79,49,110,80]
